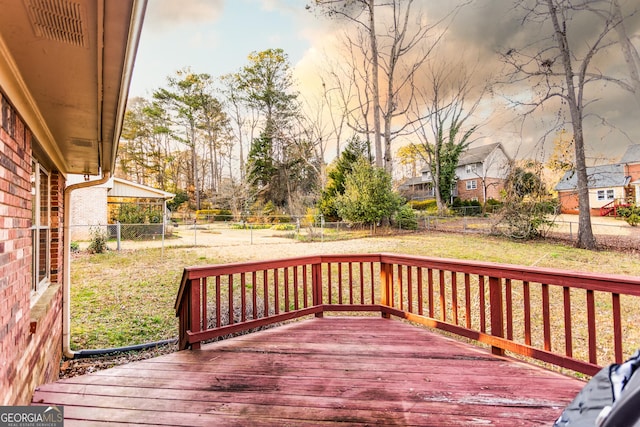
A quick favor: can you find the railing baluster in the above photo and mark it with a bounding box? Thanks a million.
[215,276,221,329]
[228,274,234,325]
[587,290,597,364]
[359,262,365,305]
[612,293,622,363]
[369,262,375,304]
[338,263,343,304]
[523,281,531,346]
[263,270,268,318]
[417,267,423,316]
[439,270,446,321]
[293,266,299,310]
[563,286,572,358]
[284,267,290,312]
[274,269,280,315]
[542,283,551,352]
[241,273,246,323]
[302,264,308,308]
[398,265,404,311]
[252,271,257,320]
[407,266,413,314]
[349,262,354,305]
[465,273,471,329]
[198,277,209,331]
[327,262,332,304]
[427,268,434,318]
[451,272,458,325]
[479,276,486,333]
[505,278,513,340]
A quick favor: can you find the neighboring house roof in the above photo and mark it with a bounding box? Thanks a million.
[620,144,640,164]
[108,178,175,199]
[555,164,631,191]
[457,142,504,166]
[0,0,147,175]
[419,142,507,174]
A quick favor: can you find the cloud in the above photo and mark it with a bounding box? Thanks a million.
[144,0,225,31]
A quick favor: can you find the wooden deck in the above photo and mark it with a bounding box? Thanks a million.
[33,317,585,426]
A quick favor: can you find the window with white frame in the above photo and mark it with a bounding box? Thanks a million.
[466,180,477,190]
[465,163,477,174]
[596,189,615,201]
[31,160,51,294]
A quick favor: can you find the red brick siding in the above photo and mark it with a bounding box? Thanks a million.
[456,178,506,203]
[0,90,64,405]
[626,163,640,183]
[558,191,580,214]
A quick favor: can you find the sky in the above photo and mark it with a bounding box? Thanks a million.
[128,0,640,166]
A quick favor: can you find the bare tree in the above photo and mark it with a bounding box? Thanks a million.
[310,0,463,174]
[408,59,486,214]
[502,0,633,249]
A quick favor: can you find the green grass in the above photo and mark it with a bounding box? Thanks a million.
[69,233,640,350]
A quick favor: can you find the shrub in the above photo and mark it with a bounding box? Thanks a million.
[617,205,640,226]
[87,227,108,254]
[409,199,437,211]
[70,241,80,252]
[196,209,233,222]
[394,204,418,230]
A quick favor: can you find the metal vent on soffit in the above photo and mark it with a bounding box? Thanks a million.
[24,0,87,47]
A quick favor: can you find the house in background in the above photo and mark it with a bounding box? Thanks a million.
[69,176,174,240]
[0,0,146,405]
[556,144,640,216]
[399,143,511,204]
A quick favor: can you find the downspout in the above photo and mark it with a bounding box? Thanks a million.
[62,172,112,359]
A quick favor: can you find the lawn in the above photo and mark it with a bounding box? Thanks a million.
[69,231,640,350]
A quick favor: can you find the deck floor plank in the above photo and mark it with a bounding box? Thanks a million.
[33,317,585,426]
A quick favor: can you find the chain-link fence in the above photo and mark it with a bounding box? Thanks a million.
[68,213,639,253]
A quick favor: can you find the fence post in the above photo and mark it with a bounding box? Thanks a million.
[116,221,121,251]
[380,261,392,318]
[488,276,505,356]
[312,262,323,317]
[189,278,202,350]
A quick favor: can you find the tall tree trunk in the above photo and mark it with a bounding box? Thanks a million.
[368,1,382,168]
[546,0,596,249]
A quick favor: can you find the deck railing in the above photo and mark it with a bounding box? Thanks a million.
[175,253,640,375]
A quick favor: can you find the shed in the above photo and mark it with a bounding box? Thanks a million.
[69,176,174,240]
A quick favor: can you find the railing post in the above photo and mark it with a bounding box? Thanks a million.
[488,276,504,356]
[312,262,323,318]
[189,278,202,350]
[380,261,391,318]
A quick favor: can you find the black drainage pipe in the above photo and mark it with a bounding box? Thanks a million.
[72,338,178,359]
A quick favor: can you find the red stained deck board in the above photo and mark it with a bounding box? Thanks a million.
[33,317,585,426]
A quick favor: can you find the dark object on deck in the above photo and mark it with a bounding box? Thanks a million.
[554,351,640,427]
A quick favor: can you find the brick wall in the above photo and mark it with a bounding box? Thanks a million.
[456,178,506,203]
[0,90,64,405]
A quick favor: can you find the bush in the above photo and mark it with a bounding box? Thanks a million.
[271,223,295,231]
[394,204,418,230]
[87,227,108,254]
[196,209,233,222]
[618,205,640,226]
[409,199,438,211]
[70,241,80,252]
